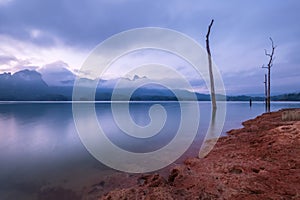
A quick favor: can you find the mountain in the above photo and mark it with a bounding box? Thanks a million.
[0,69,299,101]
[0,70,206,101]
[226,95,264,101]
[271,93,300,101]
[226,93,300,101]
[37,62,149,89]
[98,75,148,89]
[0,70,47,86]
[0,70,50,100]
[38,61,75,86]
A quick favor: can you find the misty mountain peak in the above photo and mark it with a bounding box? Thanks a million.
[13,69,42,81]
[39,61,71,73]
[132,75,147,81]
[38,61,75,86]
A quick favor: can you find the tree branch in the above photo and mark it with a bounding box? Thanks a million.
[269,37,274,46]
[264,49,271,57]
[206,19,214,39]
[269,37,277,49]
[262,64,268,69]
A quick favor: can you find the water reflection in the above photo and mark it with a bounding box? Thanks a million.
[0,102,299,199]
[96,102,181,153]
[0,103,109,200]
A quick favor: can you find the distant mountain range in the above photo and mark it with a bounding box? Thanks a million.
[0,69,299,101]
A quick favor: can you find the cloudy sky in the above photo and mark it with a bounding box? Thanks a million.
[0,0,299,95]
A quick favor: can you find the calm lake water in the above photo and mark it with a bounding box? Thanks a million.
[0,101,300,199]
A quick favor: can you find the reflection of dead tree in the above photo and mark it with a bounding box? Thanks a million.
[206,19,217,110]
[262,37,276,112]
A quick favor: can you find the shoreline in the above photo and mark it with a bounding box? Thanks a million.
[85,108,300,199]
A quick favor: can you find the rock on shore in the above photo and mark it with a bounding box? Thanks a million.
[98,108,300,200]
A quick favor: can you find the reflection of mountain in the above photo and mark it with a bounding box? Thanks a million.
[0,69,299,101]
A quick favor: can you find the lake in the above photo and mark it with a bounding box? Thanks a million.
[0,101,300,199]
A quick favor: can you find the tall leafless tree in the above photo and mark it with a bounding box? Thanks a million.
[264,74,267,110]
[262,37,276,112]
[206,19,217,110]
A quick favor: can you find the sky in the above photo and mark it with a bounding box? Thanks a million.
[0,0,299,95]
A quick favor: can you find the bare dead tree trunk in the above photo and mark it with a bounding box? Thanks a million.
[206,19,217,110]
[264,74,267,111]
[262,37,276,112]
